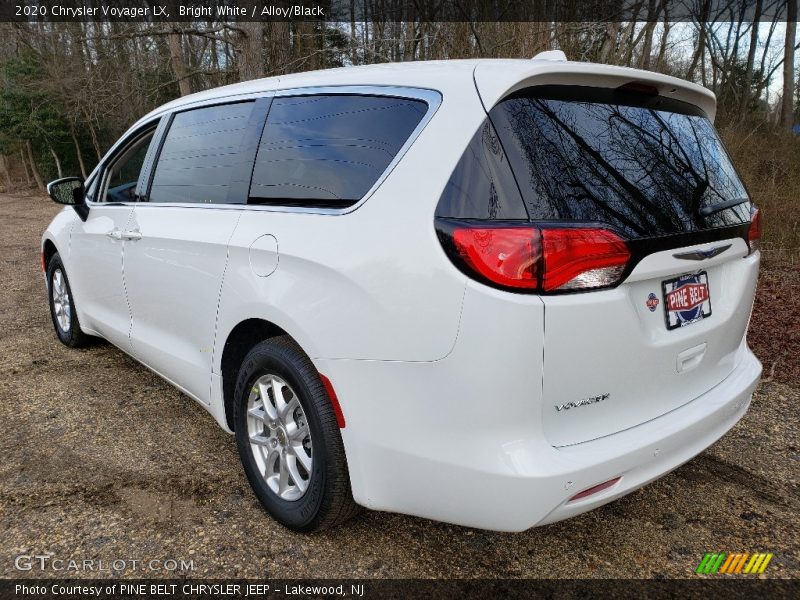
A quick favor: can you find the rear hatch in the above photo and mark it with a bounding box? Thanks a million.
[486,84,759,446]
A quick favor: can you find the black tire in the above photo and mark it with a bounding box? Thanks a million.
[46,253,89,348]
[233,336,360,532]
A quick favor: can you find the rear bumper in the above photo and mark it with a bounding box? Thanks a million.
[535,346,760,526]
[318,344,761,532]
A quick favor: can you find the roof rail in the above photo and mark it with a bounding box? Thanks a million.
[532,50,567,62]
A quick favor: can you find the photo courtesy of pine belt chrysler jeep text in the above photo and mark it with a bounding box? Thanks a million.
[42,52,762,532]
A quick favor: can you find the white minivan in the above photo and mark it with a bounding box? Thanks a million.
[42,56,762,532]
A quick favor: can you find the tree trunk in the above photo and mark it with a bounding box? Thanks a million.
[48,145,63,179]
[687,0,711,80]
[656,7,672,72]
[781,0,798,131]
[168,26,193,96]
[640,0,661,69]
[71,128,87,179]
[0,154,13,190]
[268,22,291,75]
[26,140,45,190]
[235,22,265,81]
[82,109,103,161]
[19,148,33,187]
[599,22,620,63]
[350,0,358,63]
[293,22,317,71]
[740,0,764,115]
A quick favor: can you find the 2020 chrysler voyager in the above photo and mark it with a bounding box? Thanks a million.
[42,55,762,532]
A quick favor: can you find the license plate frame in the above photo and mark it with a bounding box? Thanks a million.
[662,271,712,330]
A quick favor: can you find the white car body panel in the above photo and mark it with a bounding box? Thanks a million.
[541,241,759,447]
[125,206,241,405]
[67,205,134,350]
[42,58,761,531]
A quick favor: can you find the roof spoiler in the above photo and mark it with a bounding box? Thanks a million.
[532,50,567,62]
[474,61,717,121]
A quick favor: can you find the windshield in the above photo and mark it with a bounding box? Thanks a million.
[490,88,752,238]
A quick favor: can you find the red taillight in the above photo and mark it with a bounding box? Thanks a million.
[444,224,629,293]
[452,227,540,289]
[540,228,631,292]
[748,208,761,253]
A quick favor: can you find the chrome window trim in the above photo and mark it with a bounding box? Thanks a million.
[87,85,442,215]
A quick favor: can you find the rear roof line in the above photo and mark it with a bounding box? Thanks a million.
[473,60,717,121]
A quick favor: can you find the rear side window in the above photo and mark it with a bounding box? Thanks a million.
[149,102,255,204]
[489,87,751,238]
[249,94,427,207]
[434,120,527,220]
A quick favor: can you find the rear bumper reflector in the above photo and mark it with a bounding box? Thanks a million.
[568,476,621,502]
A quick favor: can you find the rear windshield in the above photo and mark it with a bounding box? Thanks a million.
[488,87,752,238]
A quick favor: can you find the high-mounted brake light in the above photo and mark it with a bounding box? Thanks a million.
[441,222,630,294]
[748,208,761,254]
[617,81,659,96]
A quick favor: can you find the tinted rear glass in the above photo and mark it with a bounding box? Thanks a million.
[249,94,427,207]
[150,102,254,204]
[489,87,751,238]
[434,120,528,220]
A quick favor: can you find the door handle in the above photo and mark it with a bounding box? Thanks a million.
[121,230,142,241]
[106,229,123,241]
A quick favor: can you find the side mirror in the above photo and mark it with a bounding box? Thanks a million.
[47,177,89,221]
[47,176,84,205]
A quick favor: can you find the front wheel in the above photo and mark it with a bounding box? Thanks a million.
[233,336,359,532]
[47,253,89,348]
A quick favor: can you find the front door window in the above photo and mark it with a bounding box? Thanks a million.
[103,131,154,203]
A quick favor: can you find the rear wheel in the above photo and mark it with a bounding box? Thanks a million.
[233,336,359,531]
[47,253,89,348]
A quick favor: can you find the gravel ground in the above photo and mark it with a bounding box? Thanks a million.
[0,191,797,579]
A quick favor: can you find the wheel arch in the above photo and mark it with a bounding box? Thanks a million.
[42,238,59,273]
[219,318,294,431]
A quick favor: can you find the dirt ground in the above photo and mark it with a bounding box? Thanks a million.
[0,191,797,579]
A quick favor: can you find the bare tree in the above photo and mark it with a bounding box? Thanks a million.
[782,0,798,130]
[267,22,291,75]
[687,0,712,81]
[234,22,265,81]
[0,6,798,190]
[168,26,193,96]
[25,140,44,190]
[0,154,12,190]
[740,0,764,114]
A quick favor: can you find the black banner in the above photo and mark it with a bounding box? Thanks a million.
[0,0,797,23]
[1,579,799,600]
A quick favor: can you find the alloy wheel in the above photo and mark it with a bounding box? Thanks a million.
[51,268,71,333]
[246,374,313,501]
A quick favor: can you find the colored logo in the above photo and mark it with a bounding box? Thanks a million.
[646,292,659,312]
[666,275,709,320]
[696,552,774,575]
